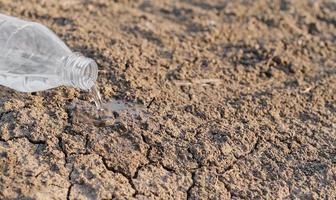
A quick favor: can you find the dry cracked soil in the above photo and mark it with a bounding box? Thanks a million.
[0,0,335,199]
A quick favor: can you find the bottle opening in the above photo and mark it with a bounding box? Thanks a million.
[63,53,98,90]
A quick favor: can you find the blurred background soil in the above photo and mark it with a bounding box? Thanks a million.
[0,0,335,199]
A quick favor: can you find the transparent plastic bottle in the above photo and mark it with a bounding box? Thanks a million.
[0,14,98,92]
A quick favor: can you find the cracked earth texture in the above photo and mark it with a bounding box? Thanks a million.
[0,0,335,199]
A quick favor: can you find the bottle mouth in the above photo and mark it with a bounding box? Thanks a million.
[63,53,98,90]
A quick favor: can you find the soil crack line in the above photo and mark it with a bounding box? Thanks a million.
[57,136,68,167]
[98,154,142,197]
[1,135,46,145]
[147,97,156,109]
[57,135,74,200]
[186,171,196,200]
[67,166,74,200]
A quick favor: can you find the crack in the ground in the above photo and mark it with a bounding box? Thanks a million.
[138,134,178,176]
[186,170,196,200]
[26,137,46,145]
[84,134,90,151]
[0,138,8,143]
[0,110,12,121]
[66,185,73,200]
[140,132,151,147]
[147,97,156,109]
[160,162,177,174]
[185,144,213,200]
[57,134,75,200]
[67,134,91,156]
[57,136,68,168]
[214,137,261,197]
[66,166,74,200]
[0,135,46,145]
[34,169,47,178]
[98,154,143,197]
[62,105,77,200]
[132,145,153,179]
[65,105,73,125]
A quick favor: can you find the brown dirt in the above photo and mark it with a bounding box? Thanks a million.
[0,0,335,199]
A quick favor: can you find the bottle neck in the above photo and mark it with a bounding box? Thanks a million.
[62,53,98,90]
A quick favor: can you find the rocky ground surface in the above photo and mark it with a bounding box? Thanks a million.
[0,0,335,199]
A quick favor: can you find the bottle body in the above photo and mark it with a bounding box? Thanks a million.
[0,14,97,92]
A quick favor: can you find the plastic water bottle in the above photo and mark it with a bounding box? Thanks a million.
[0,14,98,92]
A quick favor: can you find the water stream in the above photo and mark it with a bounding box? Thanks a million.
[90,85,104,111]
[87,84,145,125]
